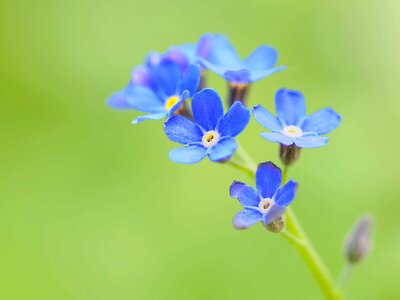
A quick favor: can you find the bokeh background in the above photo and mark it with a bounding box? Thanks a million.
[1,0,400,299]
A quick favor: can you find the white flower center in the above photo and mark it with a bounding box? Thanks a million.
[259,198,274,214]
[202,131,220,148]
[282,125,303,138]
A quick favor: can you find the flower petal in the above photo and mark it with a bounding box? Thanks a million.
[224,69,251,83]
[108,90,132,109]
[132,112,167,124]
[260,132,294,146]
[164,115,203,144]
[125,85,164,112]
[151,60,181,96]
[169,44,197,65]
[256,161,282,199]
[274,179,298,207]
[253,105,282,131]
[230,181,259,207]
[301,108,341,135]
[275,88,306,125]
[245,46,278,72]
[130,66,153,87]
[250,66,286,82]
[180,64,200,96]
[197,34,242,70]
[233,209,262,229]
[262,205,286,225]
[192,88,224,131]
[294,136,329,148]
[208,138,237,162]
[217,101,250,138]
[168,90,190,117]
[169,145,207,164]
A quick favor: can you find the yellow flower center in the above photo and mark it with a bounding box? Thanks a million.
[202,131,220,148]
[164,95,180,110]
[259,198,274,214]
[282,125,303,138]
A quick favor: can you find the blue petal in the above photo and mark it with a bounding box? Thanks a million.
[217,101,250,138]
[275,88,306,125]
[197,34,242,71]
[224,69,251,83]
[180,64,200,96]
[163,48,190,70]
[233,209,262,229]
[301,108,341,134]
[250,66,286,82]
[170,44,197,64]
[151,60,181,96]
[294,136,329,148]
[230,181,259,207]
[260,132,294,146]
[262,205,286,225]
[132,112,167,124]
[108,90,132,109]
[208,138,237,162]
[169,145,207,164]
[168,90,190,117]
[245,46,278,72]
[256,161,282,199]
[192,88,224,131]
[164,115,203,144]
[125,85,164,112]
[274,179,298,207]
[253,105,282,131]
[130,66,152,87]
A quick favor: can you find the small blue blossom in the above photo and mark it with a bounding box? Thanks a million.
[254,88,341,148]
[164,88,250,164]
[108,59,200,124]
[230,161,298,229]
[198,33,285,84]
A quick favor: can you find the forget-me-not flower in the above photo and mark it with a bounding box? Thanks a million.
[254,88,341,148]
[108,59,200,124]
[164,88,250,164]
[230,161,298,229]
[198,33,285,84]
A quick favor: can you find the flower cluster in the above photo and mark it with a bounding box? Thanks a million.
[108,33,341,229]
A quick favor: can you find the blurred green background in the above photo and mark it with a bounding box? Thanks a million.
[1,0,399,299]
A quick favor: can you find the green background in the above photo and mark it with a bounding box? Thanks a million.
[1,0,399,299]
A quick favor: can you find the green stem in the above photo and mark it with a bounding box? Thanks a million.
[337,263,353,295]
[232,147,341,300]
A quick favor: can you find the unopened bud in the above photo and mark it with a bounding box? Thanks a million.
[345,215,373,264]
[227,83,250,106]
[264,216,285,233]
[280,144,301,166]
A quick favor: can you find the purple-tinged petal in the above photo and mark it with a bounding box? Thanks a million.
[262,205,286,225]
[169,145,207,164]
[169,44,197,65]
[301,108,341,135]
[233,209,262,229]
[108,91,132,109]
[230,181,259,207]
[224,69,251,83]
[125,85,164,112]
[132,112,167,124]
[275,88,306,126]
[245,46,278,71]
[130,66,152,87]
[218,101,250,138]
[192,88,223,131]
[208,138,237,162]
[260,132,294,146]
[275,179,298,207]
[253,105,282,131]
[256,162,282,199]
[164,115,203,144]
[294,136,329,148]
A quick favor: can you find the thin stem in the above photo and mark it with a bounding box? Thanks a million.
[337,263,353,293]
[226,160,254,178]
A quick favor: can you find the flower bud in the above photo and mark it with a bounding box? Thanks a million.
[228,83,250,106]
[345,215,373,264]
[280,144,301,166]
[264,216,285,233]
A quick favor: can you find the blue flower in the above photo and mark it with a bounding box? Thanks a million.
[164,88,250,164]
[254,88,341,148]
[230,161,298,229]
[198,33,285,84]
[108,59,200,124]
